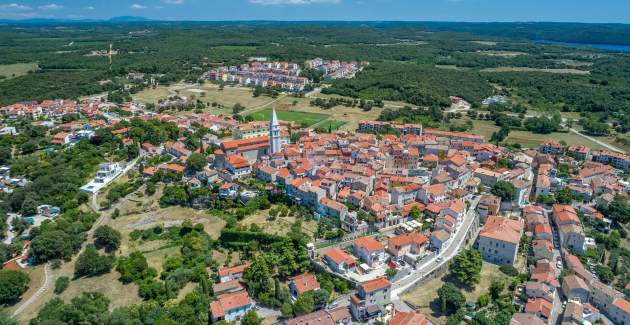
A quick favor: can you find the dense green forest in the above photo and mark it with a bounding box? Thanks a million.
[0,21,628,130]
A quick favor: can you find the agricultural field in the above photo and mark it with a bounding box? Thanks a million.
[0,63,38,80]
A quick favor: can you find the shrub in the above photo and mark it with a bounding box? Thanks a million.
[54,276,70,294]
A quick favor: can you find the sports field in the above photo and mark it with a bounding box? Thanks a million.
[248,108,329,127]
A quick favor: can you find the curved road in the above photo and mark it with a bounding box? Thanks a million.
[391,196,481,312]
[12,263,51,317]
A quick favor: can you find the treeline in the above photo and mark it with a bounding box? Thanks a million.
[324,62,494,107]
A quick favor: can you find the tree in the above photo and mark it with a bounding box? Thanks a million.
[94,225,122,251]
[20,193,39,216]
[499,264,519,277]
[386,268,398,279]
[599,195,630,224]
[450,249,482,287]
[30,230,77,262]
[477,294,490,307]
[0,311,17,325]
[117,252,156,284]
[492,181,516,201]
[186,153,207,173]
[294,291,315,315]
[490,280,505,300]
[31,292,110,324]
[241,310,261,325]
[437,283,465,315]
[54,276,70,294]
[555,188,574,204]
[0,270,30,303]
[313,288,330,309]
[74,245,115,277]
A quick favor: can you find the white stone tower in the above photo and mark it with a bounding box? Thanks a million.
[269,108,281,154]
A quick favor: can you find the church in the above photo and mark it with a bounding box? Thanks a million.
[214,108,290,178]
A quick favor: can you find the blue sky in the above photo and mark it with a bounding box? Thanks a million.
[1,0,629,23]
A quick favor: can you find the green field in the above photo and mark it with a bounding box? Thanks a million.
[469,120,620,151]
[248,108,329,127]
[0,63,38,79]
[314,120,347,132]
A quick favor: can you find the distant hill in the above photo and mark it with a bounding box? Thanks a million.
[108,16,151,22]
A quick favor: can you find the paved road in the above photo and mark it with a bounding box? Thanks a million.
[2,213,18,245]
[390,196,481,311]
[568,127,624,153]
[12,263,51,317]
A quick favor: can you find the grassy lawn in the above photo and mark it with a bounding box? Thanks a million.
[248,108,329,128]
[402,262,510,325]
[144,245,182,274]
[0,62,38,79]
[238,205,318,238]
[313,120,347,131]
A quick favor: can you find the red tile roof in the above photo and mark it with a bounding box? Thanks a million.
[360,277,391,293]
[290,273,320,295]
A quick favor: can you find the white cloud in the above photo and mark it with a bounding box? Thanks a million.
[130,3,147,9]
[85,6,95,10]
[38,3,63,10]
[250,0,340,5]
[0,3,33,10]
[163,0,184,4]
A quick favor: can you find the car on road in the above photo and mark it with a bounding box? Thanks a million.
[436,256,443,262]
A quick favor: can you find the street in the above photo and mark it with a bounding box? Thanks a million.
[390,196,481,311]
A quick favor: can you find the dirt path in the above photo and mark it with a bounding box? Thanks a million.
[12,263,51,317]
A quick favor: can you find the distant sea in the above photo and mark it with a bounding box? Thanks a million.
[536,40,630,52]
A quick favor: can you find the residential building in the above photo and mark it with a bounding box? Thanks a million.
[209,291,253,323]
[323,247,357,274]
[476,216,524,265]
[350,277,391,321]
[353,236,385,267]
[289,273,320,299]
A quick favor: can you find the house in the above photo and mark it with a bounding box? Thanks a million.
[590,281,627,323]
[430,229,450,251]
[318,197,348,220]
[218,263,250,283]
[219,182,239,199]
[531,239,554,261]
[388,310,429,325]
[289,273,320,299]
[524,298,555,323]
[418,183,447,204]
[525,281,556,303]
[538,141,562,155]
[350,277,391,321]
[509,313,546,325]
[284,307,352,325]
[567,145,591,161]
[562,275,590,303]
[552,204,585,253]
[476,216,524,265]
[212,279,244,296]
[323,247,357,274]
[477,194,501,223]
[353,236,385,267]
[609,299,630,325]
[224,154,252,179]
[387,233,428,258]
[209,291,253,323]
